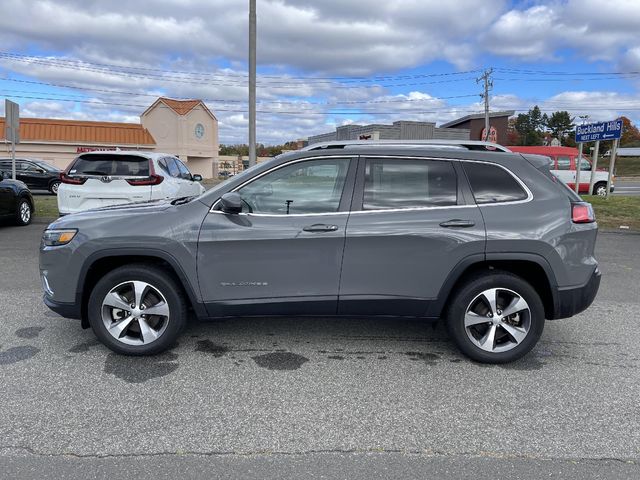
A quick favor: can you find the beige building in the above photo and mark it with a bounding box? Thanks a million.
[0,97,219,178]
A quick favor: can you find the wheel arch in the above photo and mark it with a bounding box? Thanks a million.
[77,249,205,328]
[428,253,559,320]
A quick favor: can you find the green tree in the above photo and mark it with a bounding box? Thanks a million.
[545,111,575,145]
[620,116,640,147]
[515,106,544,145]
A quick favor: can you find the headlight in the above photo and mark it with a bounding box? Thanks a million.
[43,229,77,246]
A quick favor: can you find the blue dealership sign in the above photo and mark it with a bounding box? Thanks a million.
[575,119,623,143]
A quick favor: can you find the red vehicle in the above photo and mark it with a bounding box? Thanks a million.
[508,146,613,196]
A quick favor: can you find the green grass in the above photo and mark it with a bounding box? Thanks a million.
[33,195,59,219]
[595,156,640,177]
[583,195,640,231]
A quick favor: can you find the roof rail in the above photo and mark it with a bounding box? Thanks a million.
[302,139,512,153]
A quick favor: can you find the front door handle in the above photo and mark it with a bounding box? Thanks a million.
[303,224,339,233]
[439,219,475,228]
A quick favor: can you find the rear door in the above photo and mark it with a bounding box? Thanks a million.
[338,156,486,316]
[59,154,153,213]
[174,158,202,196]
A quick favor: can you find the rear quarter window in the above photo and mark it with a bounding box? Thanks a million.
[463,162,528,204]
[69,154,150,176]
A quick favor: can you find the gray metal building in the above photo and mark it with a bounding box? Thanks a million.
[308,120,469,145]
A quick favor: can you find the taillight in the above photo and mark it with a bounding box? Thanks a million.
[59,172,87,185]
[572,202,595,224]
[126,175,164,186]
[126,158,164,186]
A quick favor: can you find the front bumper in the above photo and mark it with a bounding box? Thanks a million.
[553,267,601,319]
[44,295,81,319]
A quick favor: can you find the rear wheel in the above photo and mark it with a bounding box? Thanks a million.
[446,272,545,363]
[87,264,187,355]
[15,198,32,226]
[49,180,61,195]
[593,182,607,196]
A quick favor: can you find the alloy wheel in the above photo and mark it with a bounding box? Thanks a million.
[101,280,170,346]
[595,185,607,196]
[20,202,31,224]
[464,288,531,353]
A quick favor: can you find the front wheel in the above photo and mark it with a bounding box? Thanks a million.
[87,264,187,355]
[446,272,545,363]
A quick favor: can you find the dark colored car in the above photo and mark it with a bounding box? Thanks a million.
[0,158,62,194]
[40,143,600,363]
[0,171,34,225]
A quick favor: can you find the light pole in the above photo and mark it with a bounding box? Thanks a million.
[248,0,257,167]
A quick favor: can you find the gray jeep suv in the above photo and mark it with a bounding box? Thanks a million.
[40,144,600,363]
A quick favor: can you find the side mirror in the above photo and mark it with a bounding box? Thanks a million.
[192,174,203,182]
[220,192,243,214]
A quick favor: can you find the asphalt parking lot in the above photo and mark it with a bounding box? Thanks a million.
[1,220,639,479]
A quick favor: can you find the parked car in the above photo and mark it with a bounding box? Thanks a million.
[0,158,62,194]
[57,151,205,215]
[508,146,614,196]
[0,171,34,225]
[40,142,600,363]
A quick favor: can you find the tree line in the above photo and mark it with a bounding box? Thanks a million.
[508,106,640,148]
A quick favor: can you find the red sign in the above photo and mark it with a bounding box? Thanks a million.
[76,146,118,153]
[480,126,498,143]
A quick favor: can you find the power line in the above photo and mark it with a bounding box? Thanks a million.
[0,51,482,85]
[0,80,480,106]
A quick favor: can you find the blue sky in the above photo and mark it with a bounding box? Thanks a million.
[0,0,639,144]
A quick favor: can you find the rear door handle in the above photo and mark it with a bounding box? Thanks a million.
[303,224,339,232]
[439,219,475,228]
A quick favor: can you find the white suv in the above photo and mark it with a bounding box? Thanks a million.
[58,151,206,215]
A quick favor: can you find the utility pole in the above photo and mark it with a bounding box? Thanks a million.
[477,68,493,141]
[248,0,257,167]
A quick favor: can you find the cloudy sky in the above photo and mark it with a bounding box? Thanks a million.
[0,0,639,144]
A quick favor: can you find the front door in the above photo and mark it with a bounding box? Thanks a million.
[197,156,356,316]
[338,156,486,316]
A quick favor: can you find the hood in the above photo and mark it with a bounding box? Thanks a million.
[48,199,172,229]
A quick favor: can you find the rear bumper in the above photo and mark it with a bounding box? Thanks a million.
[553,268,601,319]
[44,295,81,320]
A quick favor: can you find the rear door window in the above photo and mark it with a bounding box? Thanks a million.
[362,158,457,210]
[69,154,150,176]
[175,159,193,180]
[463,162,528,204]
[162,157,180,178]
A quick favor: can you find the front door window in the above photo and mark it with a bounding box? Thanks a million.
[237,158,350,214]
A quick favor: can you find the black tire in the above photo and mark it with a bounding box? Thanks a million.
[445,271,545,363]
[49,180,61,195]
[593,182,607,196]
[87,264,187,355]
[15,197,32,226]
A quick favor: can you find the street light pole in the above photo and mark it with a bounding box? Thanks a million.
[248,0,257,167]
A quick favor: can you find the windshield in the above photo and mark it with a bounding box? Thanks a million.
[69,154,150,176]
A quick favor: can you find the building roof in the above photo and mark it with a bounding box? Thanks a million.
[440,110,515,128]
[0,118,156,145]
[143,97,218,120]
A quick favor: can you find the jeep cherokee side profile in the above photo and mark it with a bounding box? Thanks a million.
[40,145,600,363]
